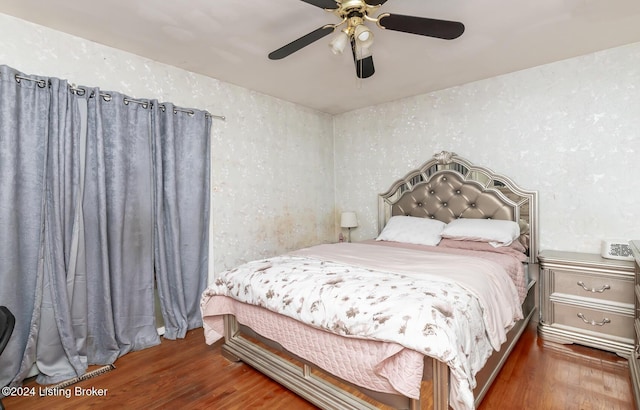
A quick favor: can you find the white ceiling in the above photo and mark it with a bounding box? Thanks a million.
[1,0,639,114]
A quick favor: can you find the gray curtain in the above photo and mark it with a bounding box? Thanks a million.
[33,88,163,385]
[82,90,160,363]
[34,77,85,384]
[152,103,211,340]
[0,64,211,388]
[0,65,51,387]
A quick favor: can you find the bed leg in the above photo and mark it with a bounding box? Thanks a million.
[222,315,242,362]
[223,314,240,339]
[432,358,449,410]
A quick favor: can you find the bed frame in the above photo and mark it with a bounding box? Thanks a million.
[221,151,539,409]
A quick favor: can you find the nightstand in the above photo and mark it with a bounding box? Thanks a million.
[537,250,635,357]
[628,241,640,406]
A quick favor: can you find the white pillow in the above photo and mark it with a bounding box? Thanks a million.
[441,218,520,247]
[376,216,446,246]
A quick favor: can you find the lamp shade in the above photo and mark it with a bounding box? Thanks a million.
[329,31,349,55]
[354,24,374,49]
[340,212,358,228]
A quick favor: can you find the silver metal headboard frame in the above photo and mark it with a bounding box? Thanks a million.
[378,151,539,264]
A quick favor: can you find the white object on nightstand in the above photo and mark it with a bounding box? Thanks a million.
[601,239,634,261]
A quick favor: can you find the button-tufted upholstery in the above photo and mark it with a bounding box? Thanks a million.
[391,172,514,223]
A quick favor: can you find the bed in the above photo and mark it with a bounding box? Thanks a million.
[201,151,539,410]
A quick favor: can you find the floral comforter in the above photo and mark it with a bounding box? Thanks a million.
[202,242,523,410]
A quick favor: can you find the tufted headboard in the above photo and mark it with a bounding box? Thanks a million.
[378,151,538,264]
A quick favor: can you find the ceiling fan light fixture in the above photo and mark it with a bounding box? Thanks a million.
[329,31,349,55]
[354,24,374,48]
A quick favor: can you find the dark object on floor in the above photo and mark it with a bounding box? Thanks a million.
[0,306,16,410]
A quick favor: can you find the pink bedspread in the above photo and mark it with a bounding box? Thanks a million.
[201,241,525,410]
[202,296,426,398]
[363,239,528,303]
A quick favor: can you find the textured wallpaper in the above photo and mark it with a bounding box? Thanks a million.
[2,12,639,269]
[0,13,335,280]
[334,42,640,253]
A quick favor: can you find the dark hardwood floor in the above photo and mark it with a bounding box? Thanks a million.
[3,320,634,409]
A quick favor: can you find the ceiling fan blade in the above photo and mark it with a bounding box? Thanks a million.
[364,0,388,5]
[268,26,335,60]
[351,39,375,79]
[355,55,375,79]
[300,0,338,9]
[378,14,465,40]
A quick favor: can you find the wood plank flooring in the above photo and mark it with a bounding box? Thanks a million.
[2,320,634,410]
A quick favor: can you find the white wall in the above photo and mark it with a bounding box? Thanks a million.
[0,13,336,280]
[3,12,639,264]
[334,42,640,253]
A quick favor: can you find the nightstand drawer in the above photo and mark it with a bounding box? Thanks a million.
[552,269,633,304]
[551,301,634,341]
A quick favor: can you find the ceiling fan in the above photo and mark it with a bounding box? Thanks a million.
[268,0,465,79]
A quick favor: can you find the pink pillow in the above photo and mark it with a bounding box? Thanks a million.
[438,238,527,262]
[441,218,520,247]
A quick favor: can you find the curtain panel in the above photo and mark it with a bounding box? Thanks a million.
[152,102,211,340]
[0,65,51,388]
[82,90,160,367]
[0,65,211,388]
[34,76,86,384]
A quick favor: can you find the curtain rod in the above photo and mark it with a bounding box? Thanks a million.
[10,73,225,121]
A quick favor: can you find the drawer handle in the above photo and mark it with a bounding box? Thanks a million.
[576,281,611,293]
[577,313,611,327]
